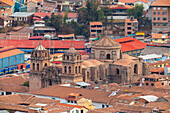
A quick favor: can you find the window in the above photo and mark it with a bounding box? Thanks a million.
[1,9,5,11]
[162,39,165,41]
[79,66,81,73]
[157,17,160,20]
[69,66,71,73]
[6,20,8,22]
[162,12,167,15]
[127,27,131,30]
[157,12,160,15]
[68,100,70,103]
[75,66,77,74]
[45,63,47,67]
[33,63,35,70]
[77,56,79,60]
[162,82,164,85]
[151,83,154,86]
[127,32,131,34]
[153,12,156,15]
[76,110,79,113]
[67,55,69,60]
[116,68,119,75]
[37,63,39,71]
[162,7,167,10]
[64,66,67,73]
[134,64,138,74]
[153,23,156,26]
[146,83,148,86]
[158,23,160,26]
[153,7,156,10]
[163,18,167,21]
[153,17,156,20]
[127,23,131,25]
[163,23,167,26]
[102,104,105,108]
[106,54,110,59]
[157,7,160,10]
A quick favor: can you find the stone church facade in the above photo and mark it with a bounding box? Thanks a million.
[29,35,149,91]
[29,42,61,92]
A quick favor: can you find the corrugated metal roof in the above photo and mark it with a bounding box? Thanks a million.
[10,12,34,18]
[142,46,170,55]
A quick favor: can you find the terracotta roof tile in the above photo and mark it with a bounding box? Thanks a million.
[90,22,102,25]
[151,0,170,6]
[29,85,112,103]
[114,37,146,52]
[0,0,15,6]
[113,59,135,66]
[0,39,85,49]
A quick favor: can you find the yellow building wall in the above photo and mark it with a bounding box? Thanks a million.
[77,97,95,110]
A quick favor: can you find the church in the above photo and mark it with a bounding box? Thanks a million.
[29,35,149,91]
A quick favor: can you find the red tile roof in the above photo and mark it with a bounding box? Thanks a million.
[151,0,170,6]
[114,37,146,52]
[29,36,43,40]
[0,39,85,49]
[0,0,15,6]
[51,61,62,64]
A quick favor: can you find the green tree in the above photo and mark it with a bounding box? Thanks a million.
[78,0,104,24]
[22,81,29,87]
[47,13,64,34]
[127,3,144,20]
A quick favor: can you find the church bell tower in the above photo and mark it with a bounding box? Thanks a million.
[29,42,51,92]
[60,44,83,83]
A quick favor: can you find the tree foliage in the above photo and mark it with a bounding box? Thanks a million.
[126,4,144,20]
[22,81,29,87]
[46,13,63,34]
[78,0,104,24]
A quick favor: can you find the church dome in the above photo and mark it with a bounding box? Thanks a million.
[35,41,46,50]
[65,44,79,54]
[92,35,121,49]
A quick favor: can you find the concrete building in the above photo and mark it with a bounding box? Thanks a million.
[9,12,34,25]
[0,46,24,75]
[151,0,170,33]
[125,17,138,36]
[140,74,170,88]
[89,22,103,41]
[152,34,168,43]
[0,0,15,17]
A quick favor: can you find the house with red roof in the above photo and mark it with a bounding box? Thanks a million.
[114,37,146,56]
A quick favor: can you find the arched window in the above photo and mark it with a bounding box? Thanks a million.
[77,56,79,60]
[64,66,67,73]
[45,53,47,57]
[79,66,81,73]
[37,63,39,71]
[21,65,23,69]
[45,63,47,67]
[75,66,77,74]
[87,71,89,79]
[134,64,138,74]
[63,55,65,60]
[67,55,69,60]
[69,66,71,73]
[116,68,119,75]
[35,53,37,57]
[49,79,52,86]
[33,63,35,70]
[106,54,110,59]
